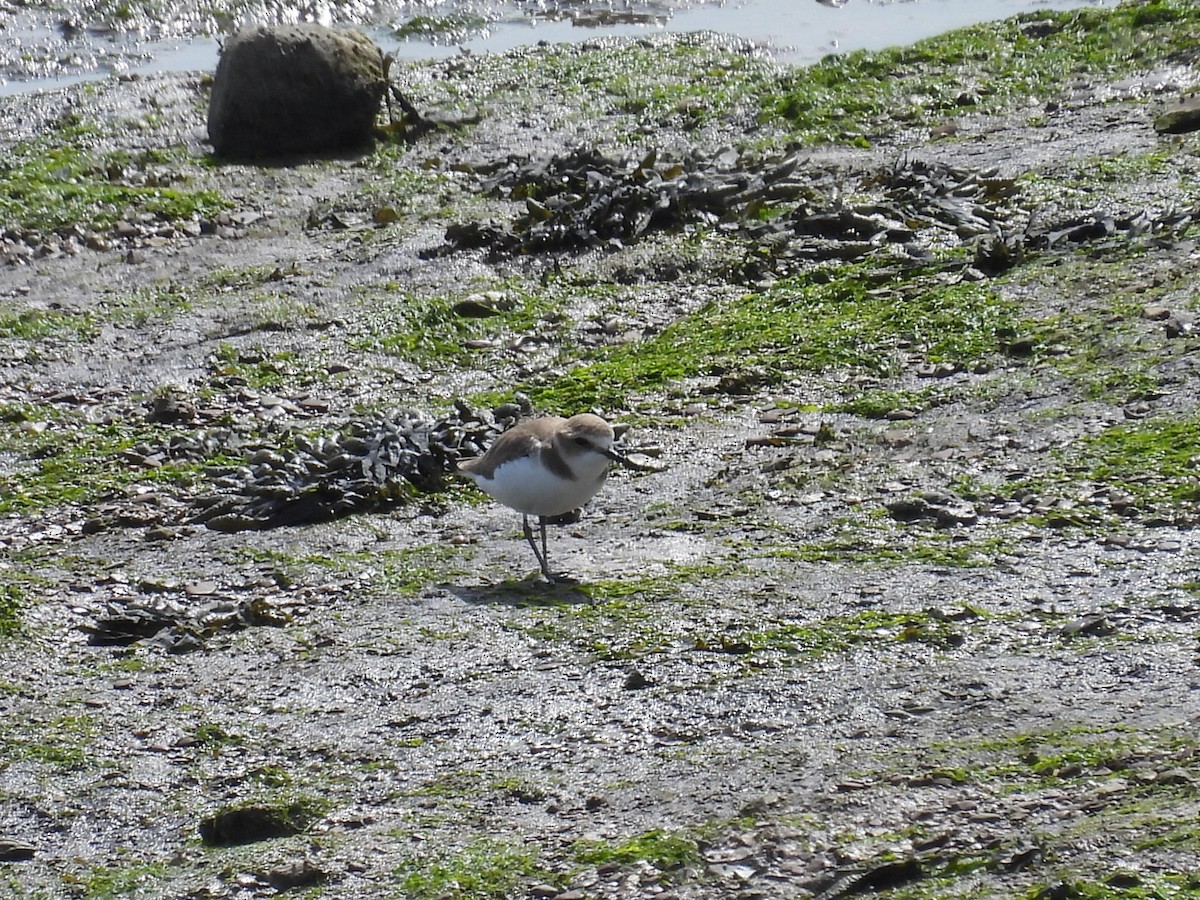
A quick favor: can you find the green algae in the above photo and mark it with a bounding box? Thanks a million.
[509,267,1018,414]
[0,115,228,237]
[395,837,556,900]
[768,0,1200,145]
[573,828,700,874]
[978,415,1200,529]
[0,404,234,515]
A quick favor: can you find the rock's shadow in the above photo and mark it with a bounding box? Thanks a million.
[443,578,593,607]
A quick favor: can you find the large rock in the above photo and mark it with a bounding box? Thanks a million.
[1155,95,1200,135]
[207,24,387,159]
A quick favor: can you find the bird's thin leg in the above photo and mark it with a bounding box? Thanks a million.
[521,515,540,565]
[523,515,555,583]
[539,516,552,580]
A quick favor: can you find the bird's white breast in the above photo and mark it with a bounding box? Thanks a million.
[469,451,609,517]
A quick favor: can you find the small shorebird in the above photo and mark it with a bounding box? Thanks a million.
[457,413,642,582]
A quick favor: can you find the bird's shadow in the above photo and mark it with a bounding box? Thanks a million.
[443,575,594,608]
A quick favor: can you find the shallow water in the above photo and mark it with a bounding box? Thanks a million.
[392,0,1118,64]
[0,0,1117,96]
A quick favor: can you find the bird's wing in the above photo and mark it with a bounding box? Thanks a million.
[457,428,547,480]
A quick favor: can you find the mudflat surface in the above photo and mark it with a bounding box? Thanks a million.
[2,11,1200,900]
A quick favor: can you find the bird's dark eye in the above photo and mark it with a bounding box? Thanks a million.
[574,436,589,448]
